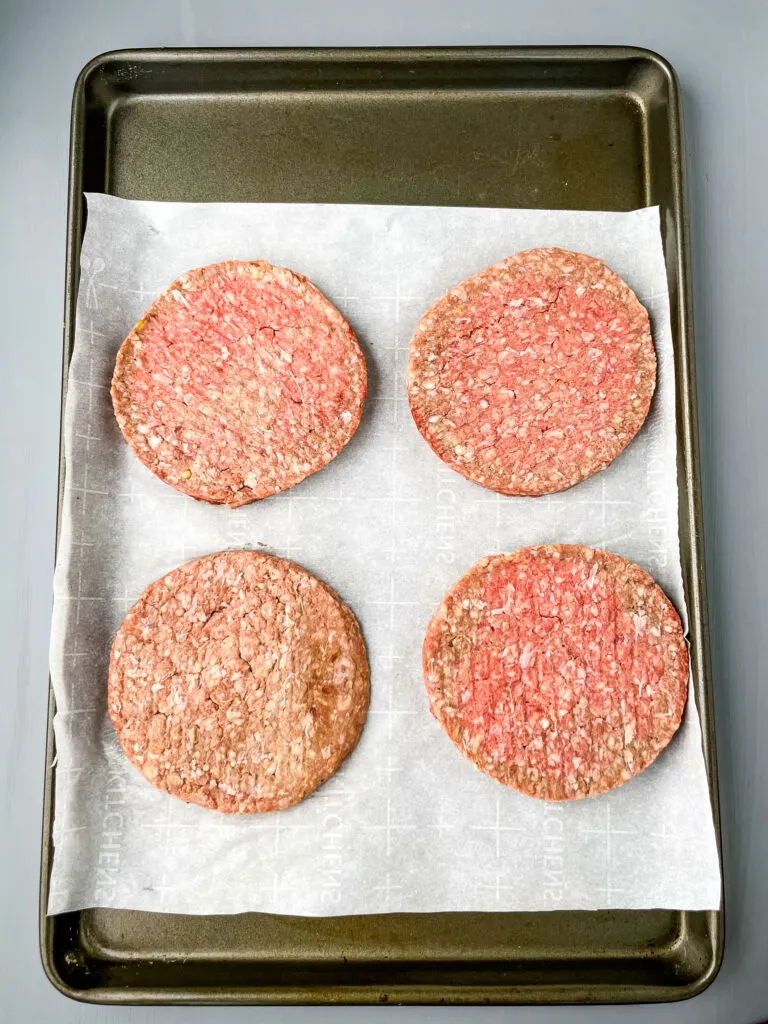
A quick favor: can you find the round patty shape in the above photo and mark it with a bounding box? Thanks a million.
[109,551,370,813]
[408,249,656,496]
[112,261,367,507]
[423,545,688,801]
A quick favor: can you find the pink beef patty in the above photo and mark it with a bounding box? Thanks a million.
[109,551,370,813]
[423,546,688,801]
[408,249,656,496]
[112,261,367,506]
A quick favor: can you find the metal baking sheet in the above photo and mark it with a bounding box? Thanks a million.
[40,45,722,1005]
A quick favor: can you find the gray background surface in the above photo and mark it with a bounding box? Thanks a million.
[1,0,765,1021]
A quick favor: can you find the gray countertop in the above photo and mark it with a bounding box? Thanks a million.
[2,1,765,1021]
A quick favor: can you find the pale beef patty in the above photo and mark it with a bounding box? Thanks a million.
[109,551,370,813]
[112,261,367,506]
[408,249,655,496]
[423,545,688,800]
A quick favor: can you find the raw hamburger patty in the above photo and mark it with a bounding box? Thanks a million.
[112,261,367,506]
[408,249,656,496]
[109,551,369,813]
[423,545,688,801]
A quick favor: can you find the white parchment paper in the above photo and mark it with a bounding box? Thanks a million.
[48,196,721,915]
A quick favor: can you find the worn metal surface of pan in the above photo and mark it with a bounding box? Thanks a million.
[41,46,722,1005]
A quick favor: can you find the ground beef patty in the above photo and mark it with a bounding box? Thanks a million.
[408,249,656,496]
[109,551,369,813]
[112,261,367,506]
[423,546,688,801]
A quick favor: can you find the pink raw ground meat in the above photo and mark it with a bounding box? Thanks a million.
[423,545,688,801]
[112,261,367,507]
[109,551,370,813]
[408,249,656,496]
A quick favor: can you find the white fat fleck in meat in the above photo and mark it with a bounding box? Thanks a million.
[519,643,536,669]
